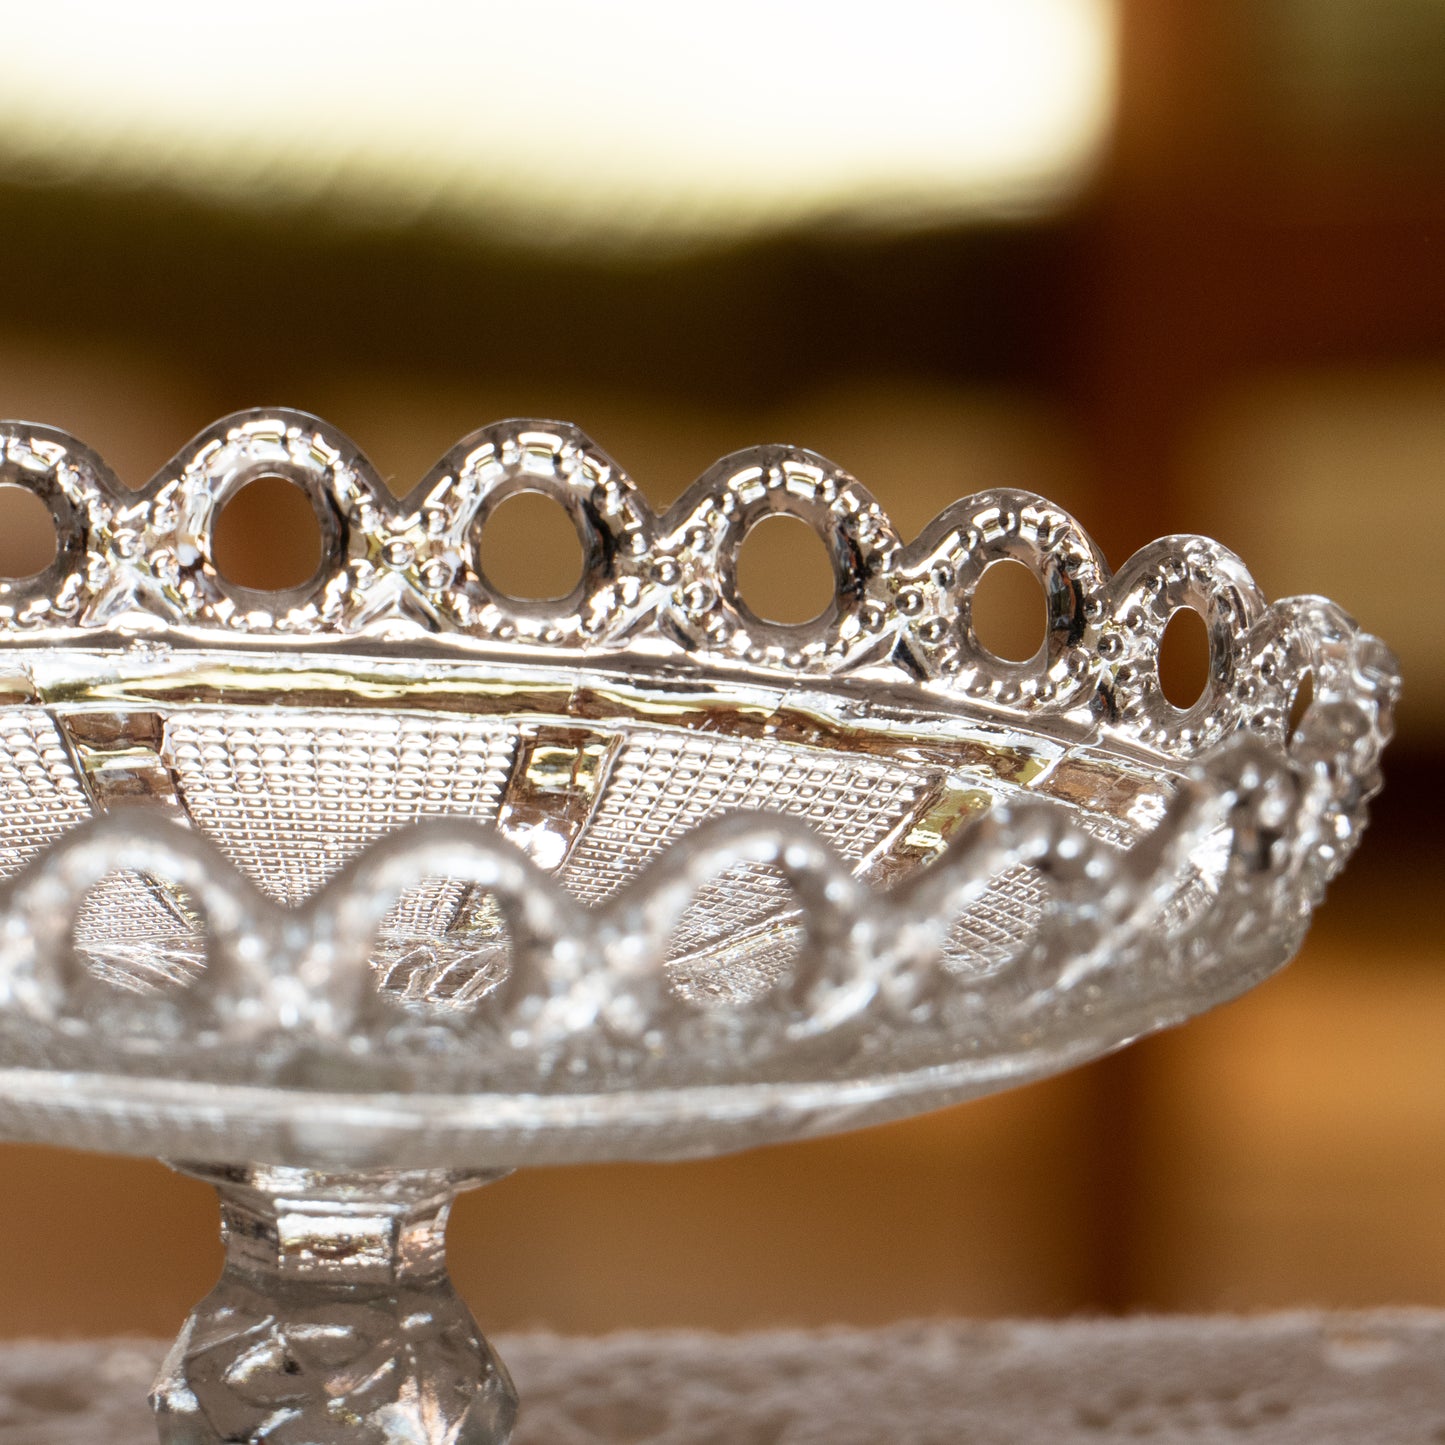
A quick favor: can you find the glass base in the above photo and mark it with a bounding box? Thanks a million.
[150,1163,516,1445]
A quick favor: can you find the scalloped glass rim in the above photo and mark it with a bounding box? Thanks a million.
[0,406,1358,760]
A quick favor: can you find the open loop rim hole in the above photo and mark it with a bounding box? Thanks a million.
[1157,605,1214,712]
[212,475,328,595]
[0,483,61,583]
[732,512,840,629]
[1286,668,1315,744]
[475,488,589,605]
[970,557,1049,666]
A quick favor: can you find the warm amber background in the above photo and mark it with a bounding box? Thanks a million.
[0,1,1442,1337]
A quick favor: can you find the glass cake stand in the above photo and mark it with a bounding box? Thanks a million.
[0,410,1398,1443]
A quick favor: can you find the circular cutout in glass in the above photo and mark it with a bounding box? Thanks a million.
[0,485,58,580]
[1287,668,1315,743]
[972,558,1047,663]
[735,514,835,625]
[213,476,323,591]
[1158,606,1211,710]
[478,490,586,602]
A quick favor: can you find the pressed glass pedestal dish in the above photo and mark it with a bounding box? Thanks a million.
[0,411,1398,1443]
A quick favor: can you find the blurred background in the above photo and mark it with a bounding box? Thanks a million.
[0,0,1440,1337]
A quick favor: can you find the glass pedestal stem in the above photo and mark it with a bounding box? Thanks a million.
[150,1162,517,1445]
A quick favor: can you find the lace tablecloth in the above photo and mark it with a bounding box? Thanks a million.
[1,1312,1440,1443]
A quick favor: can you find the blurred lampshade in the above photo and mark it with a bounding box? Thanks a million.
[0,0,1116,248]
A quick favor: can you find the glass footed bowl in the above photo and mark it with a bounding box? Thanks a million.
[0,408,1397,1173]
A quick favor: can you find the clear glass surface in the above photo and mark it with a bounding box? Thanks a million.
[0,409,1399,1443]
[0,408,1398,1169]
[151,1164,516,1445]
